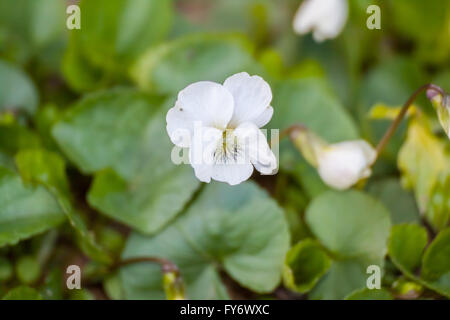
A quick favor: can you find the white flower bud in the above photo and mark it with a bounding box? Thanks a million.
[315,140,376,190]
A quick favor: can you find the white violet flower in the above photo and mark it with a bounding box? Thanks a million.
[166,72,278,186]
[293,0,349,42]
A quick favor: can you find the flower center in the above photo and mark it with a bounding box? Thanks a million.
[214,129,241,164]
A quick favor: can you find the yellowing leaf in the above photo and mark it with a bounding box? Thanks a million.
[398,119,449,212]
[368,103,417,120]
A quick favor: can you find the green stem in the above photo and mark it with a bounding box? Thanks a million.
[116,257,184,300]
[374,83,445,161]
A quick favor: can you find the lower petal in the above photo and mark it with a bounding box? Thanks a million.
[211,163,254,186]
[189,126,223,183]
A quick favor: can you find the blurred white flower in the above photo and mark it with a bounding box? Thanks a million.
[427,86,450,139]
[293,0,349,42]
[166,72,277,186]
[315,140,376,190]
[291,129,376,190]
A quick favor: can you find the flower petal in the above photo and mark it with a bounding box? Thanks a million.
[188,126,223,183]
[166,81,234,147]
[235,122,278,175]
[253,106,274,128]
[224,72,273,128]
[210,163,254,186]
[293,0,348,42]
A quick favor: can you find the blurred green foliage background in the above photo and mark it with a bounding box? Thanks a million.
[0,0,449,300]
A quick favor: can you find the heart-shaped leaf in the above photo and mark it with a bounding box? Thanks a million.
[131,34,262,95]
[398,119,449,213]
[0,166,65,247]
[76,0,172,72]
[0,60,38,115]
[283,239,331,293]
[120,182,290,299]
[388,224,450,297]
[305,190,391,299]
[15,149,112,264]
[52,89,200,234]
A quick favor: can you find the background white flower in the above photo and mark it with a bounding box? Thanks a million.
[316,140,376,190]
[293,0,349,42]
[166,72,277,185]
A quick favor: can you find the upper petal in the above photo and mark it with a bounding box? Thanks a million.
[253,106,274,128]
[224,72,273,128]
[293,0,326,35]
[166,81,234,147]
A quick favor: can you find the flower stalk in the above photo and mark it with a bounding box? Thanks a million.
[374,83,445,161]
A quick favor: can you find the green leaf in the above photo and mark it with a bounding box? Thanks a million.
[388,224,428,273]
[131,33,262,95]
[104,273,124,300]
[15,149,112,264]
[368,178,420,224]
[426,174,450,231]
[120,182,290,299]
[0,0,65,65]
[388,224,450,297]
[388,0,450,63]
[15,255,41,284]
[270,78,358,196]
[398,119,449,213]
[309,260,368,300]
[345,288,393,300]
[69,289,95,300]
[271,78,358,142]
[422,228,450,281]
[283,239,331,293]
[305,190,391,299]
[0,166,65,247]
[0,256,13,281]
[358,57,425,165]
[62,37,107,93]
[0,123,41,155]
[0,0,65,47]
[0,151,14,170]
[52,89,200,234]
[76,0,173,72]
[306,190,391,262]
[2,286,43,300]
[39,268,63,300]
[0,60,38,115]
[15,149,70,195]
